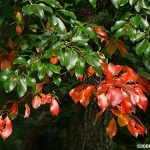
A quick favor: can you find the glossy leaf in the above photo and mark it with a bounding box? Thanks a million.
[106,117,117,139]
[107,88,123,107]
[17,76,27,98]
[53,75,61,87]
[75,57,85,77]
[135,39,149,56]
[111,0,121,8]
[50,98,59,116]
[97,93,108,111]
[4,77,16,93]
[111,21,125,32]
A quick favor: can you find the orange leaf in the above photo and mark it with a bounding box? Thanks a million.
[24,103,30,118]
[106,38,117,55]
[0,116,13,140]
[118,115,129,127]
[50,98,59,116]
[106,117,117,139]
[35,82,45,94]
[87,66,95,77]
[8,38,15,50]
[16,25,23,36]
[118,40,128,55]
[50,56,59,64]
[46,22,51,29]
[32,95,41,109]
[1,60,11,70]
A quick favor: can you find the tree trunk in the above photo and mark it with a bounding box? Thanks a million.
[71,100,112,150]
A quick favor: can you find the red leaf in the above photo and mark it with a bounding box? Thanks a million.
[135,122,145,136]
[40,93,52,104]
[101,63,113,82]
[106,117,117,139]
[97,93,108,112]
[127,119,138,138]
[50,98,59,116]
[88,66,95,77]
[9,102,18,120]
[32,95,41,109]
[24,103,30,118]
[107,88,123,107]
[80,86,94,107]
[0,116,13,140]
[126,66,138,83]
[136,90,148,112]
[121,92,132,114]
[95,27,107,42]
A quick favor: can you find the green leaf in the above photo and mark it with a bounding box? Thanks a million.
[0,70,14,82]
[135,31,146,41]
[93,60,102,77]
[134,2,142,12]
[144,44,150,59]
[4,77,16,93]
[64,49,78,71]
[38,64,46,80]
[25,75,36,88]
[114,27,125,39]
[129,0,137,6]
[89,0,97,8]
[46,66,53,77]
[111,0,121,8]
[17,76,27,98]
[52,41,64,50]
[72,35,89,43]
[75,57,85,77]
[53,75,61,87]
[120,12,131,20]
[126,25,136,42]
[58,50,65,66]
[130,15,141,27]
[140,17,149,29]
[75,0,81,4]
[120,0,128,6]
[43,49,55,58]
[56,17,66,31]
[48,63,61,74]
[139,0,149,9]
[38,0,63,8]
[58,9,76,20]
[135,39,149,55]
[111,21,125,32]
[13,57,26,66]
[83,27,96,38]
[30,60,41,72]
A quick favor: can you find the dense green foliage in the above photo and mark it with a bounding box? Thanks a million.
[0,0,149,149]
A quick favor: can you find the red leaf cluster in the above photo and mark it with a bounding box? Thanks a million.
[69,62,149,138]
[32,93,60,116]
